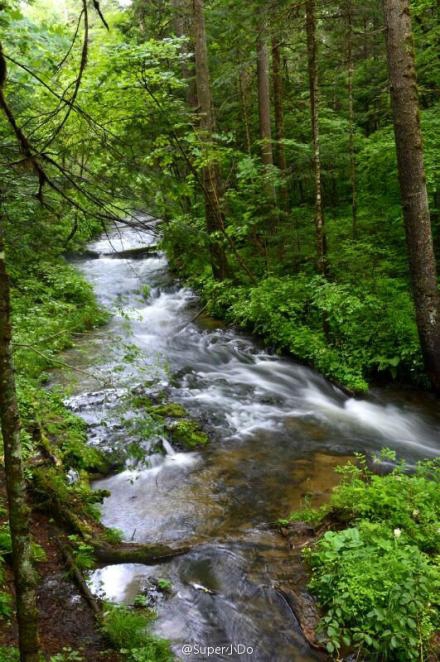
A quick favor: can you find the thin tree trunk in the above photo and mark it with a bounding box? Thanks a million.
[0,219,40,662]
[256,13,274,169]
[271,36,289,209]
[305,0,327,276]
[172,0,198,110]
[383,0,440,393]
[346,0,358,239]
[192,0,229,280]
[238,64,252,155]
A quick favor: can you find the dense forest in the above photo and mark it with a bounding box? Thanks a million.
[0,0,439,660]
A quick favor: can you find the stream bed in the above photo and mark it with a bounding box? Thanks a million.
[61,222,440,661]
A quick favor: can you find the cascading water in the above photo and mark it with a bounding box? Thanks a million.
[63,222,439,661]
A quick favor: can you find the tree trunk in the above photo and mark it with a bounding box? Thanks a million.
[0,220,40,662]
[305,0,327,276]
[271,36,289,209]
[93,542,191,566]
[192,0,229,280]
[345,0,358,239]
[172,0,198,110]
[383,0,440,393]
[256,12,274,168]
[238,63,252,155]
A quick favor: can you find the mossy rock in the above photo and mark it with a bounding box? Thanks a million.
[130,395,154,409]
[166,419,208,449]
[150,402,187,419]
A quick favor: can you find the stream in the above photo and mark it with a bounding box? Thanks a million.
[61,221,440,661]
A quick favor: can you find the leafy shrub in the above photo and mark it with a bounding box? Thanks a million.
[156,578,172,593]
[67,535,95,571]
[0,647,19,662]
[126,642,173,662]
[101,605,173,661]
[201,273,422,391]
[298,453,440,659]
[102,605,155,650]
[305,524,439,659]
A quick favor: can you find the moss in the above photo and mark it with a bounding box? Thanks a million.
[130,395,153,409]
[31,466,101,537]
[103,527,123,545]
[166,419,208,449]
[150,402,187,418]
[129,393,209,450]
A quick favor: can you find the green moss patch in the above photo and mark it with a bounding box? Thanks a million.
[166,419,208,449]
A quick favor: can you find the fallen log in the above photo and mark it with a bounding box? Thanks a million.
[93,541,191,566]
[83,246,159,260]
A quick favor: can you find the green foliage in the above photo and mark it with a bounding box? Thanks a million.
[49,648,84,662]
[125,393,208,455]
[306,525,439,659]
[201,271,422,391]
[331,455,440,553]
[67,535,95,571]
[167,419,208,449]
[101,605,156,649]
[299,455,440,659]
[101,605,173,661]
[156,578,172,593]
[104,527,124,545]
[0,647,19,662]
[278,504,330,527]
[150,403,187,419]
[124,643,173,662]
[0,525,12,556]
[133,594,150,609]
[0,514,12,621]
[12,261,107,383]
[0,592,12,620]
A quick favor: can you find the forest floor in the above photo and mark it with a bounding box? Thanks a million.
[0,478,121,661]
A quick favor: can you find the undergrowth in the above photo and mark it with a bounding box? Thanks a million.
[288,451,440,660]
[101,604,173,661]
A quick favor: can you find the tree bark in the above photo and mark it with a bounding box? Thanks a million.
[305,0,327,277]
[271,36,289,209]
[238,63,252,155]
[93,542,191,566]
[256,12,274,169]
[345,0,358,239]
[192,0,229,280]
[383,0,440,393]
[0,219,40,662]
[172,0,198,110]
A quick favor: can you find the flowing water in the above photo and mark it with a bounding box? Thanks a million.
[62,221,439,661]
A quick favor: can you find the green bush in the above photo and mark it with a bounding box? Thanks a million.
[200,273,421,391]
[101,605,173,661]
[298,453,440,660]
[0,647,19,662]
[305,524,439,659]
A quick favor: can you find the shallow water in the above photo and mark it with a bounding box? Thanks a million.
[62,222,439,661]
